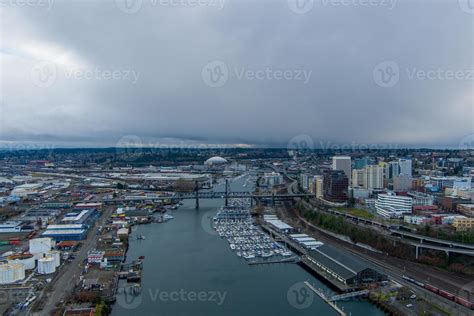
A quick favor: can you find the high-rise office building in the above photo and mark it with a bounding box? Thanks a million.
[398,158,412,177]
[314,175,324,198]
[323,170,349,202]
[366,165,384,189]
[332,156,351,185]
[352,169,365,188]
[389,161,400,179]
[352,165,384,189]
[354,157,368,170]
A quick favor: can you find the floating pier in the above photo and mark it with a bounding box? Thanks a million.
[248,256,299,265]
[304,281,347,316]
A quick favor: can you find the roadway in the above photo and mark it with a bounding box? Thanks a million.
[32,204,116,316]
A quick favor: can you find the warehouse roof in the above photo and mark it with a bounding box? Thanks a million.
[308,244,375,281]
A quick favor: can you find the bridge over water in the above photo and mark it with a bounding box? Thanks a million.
[102,191,312,208]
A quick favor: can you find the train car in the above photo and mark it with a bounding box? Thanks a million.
[438,290,455,301]
[424,284,439,294]
[414,280,425,287]
[454,296,474,310]
[402,275,414,282]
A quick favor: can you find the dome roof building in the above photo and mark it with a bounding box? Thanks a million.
[204,156,228,166]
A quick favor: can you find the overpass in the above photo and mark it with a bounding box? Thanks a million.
[390,229,474,250]
[404,241,474,259]
[101,191,313,208]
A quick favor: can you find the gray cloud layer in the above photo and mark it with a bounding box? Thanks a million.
[0,0,473,148]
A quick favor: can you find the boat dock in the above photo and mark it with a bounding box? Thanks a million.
[304,281,347,316]
[248,256,299,265]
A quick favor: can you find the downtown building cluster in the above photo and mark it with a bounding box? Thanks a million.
[297,153,474,231]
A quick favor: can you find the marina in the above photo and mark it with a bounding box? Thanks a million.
[113,175,385,316]
[213,199,293,261]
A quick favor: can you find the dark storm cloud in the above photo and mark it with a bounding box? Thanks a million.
[0,0,472,148]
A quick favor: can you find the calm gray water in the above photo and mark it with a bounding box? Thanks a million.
[113,175,385,316]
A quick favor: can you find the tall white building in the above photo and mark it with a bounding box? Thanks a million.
[375,193,413,218]
[351,165,383,190]
[332,156,351,185]
[398,158,412,177]
[314,175,324,198]
[366,165,384,190]
[352,169,365,188]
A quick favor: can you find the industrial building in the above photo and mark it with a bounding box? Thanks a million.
[61,208,98,226]
[306,244,386,288]
[42,224,88,241]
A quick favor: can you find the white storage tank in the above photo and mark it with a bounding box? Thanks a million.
[8,253,35,270]
[29,238,55,259]
[37,256,56,275]
[48,250,61,267]
[0,264,14,284]
[0,263,26,284]
[10,262,25,282]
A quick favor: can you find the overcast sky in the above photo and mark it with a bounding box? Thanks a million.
[0,0,473,149]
